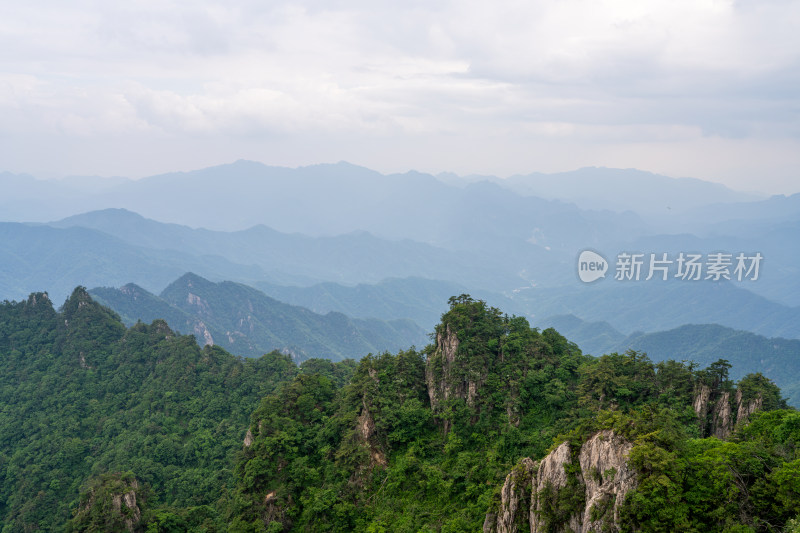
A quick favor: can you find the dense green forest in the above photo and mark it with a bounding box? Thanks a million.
[0,288,355,531]
[0,290,798,531]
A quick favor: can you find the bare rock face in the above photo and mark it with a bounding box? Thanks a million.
[530,441,577,533]
[577,431,636,532]
[533,441,572,496]
[485,432,636,533]
[693,384,711,426]
[186,292,212,317]
[193,320,215,346]
[425,323,489,432]
[425,323,460,411]
[694,385,735,438]
[695,384,765,439]
[711,391,733,439]
[357,399,387,467]
[111,484,142,533]
[26,292,50,307]
[735,389,763,426]
[72,474,143,533]
[484,458,537,533]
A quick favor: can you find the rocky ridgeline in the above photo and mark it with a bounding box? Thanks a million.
[481,379,769,532]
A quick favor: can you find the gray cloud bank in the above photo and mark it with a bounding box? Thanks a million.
[0,0,798,193]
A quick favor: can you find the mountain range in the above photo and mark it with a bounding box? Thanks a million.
[90,273,427,361]
[1,161,798,383]
[543,314,800,405]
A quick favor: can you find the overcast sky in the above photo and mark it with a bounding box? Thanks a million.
[1,0,798,193]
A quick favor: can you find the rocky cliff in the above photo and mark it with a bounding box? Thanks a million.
[425,321,492,407]
[484,430,636,533]
[692,383,764,439]
[69,473,144,532]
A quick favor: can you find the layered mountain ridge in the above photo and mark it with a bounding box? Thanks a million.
[90,273,426,361]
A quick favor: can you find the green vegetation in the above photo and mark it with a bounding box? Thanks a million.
[0,288,353,531]
[232,295,798,532]
[0,290,797,531]
[546,315,800,407]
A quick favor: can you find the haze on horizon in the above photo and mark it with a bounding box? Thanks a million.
[1,0,799,195]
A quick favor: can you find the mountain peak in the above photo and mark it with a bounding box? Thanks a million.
[165,272,213,292]
[53,208,146,226]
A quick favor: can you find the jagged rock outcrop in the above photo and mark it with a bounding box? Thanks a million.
[531,441,578,533]
[357,399,387,467]
[693,384,766,439]
[484,431,636,533]
[425,323,489,432]
[192,320,214,346]
[71,474,144,532]
[576,431,636,531]
[735,389,763,426]
[111,485,142,533]
[693,383,711,427]
[26,291,50,307]
[711,391,732,439]
[425,323,460,411]
[484,458,537,533]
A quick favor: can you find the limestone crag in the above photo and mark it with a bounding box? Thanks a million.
[425,323,460,411]
[425,323,489,432]
[693,383,711,427]
[693,383,765,439]
[484,458,536,533]
[485,431,636,533]
[736,388,763,425]
[711,391,732,439]
[357,399,387,467]
[575,431,636,531]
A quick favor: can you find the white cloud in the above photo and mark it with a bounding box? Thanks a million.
[0,0,798,192]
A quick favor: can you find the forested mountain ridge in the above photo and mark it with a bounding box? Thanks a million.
[90,273,427,361]
[0,290,797,531]
[543,315,800,406]
[234,296,797,532]
[0,288,356,531]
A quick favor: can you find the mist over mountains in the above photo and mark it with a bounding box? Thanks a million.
[1,160,799,369]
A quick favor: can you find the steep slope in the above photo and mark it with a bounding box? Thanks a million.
[484,430,637,533]
[89,282,225,347]
[485,375,792,532]
[234,296,590,531]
